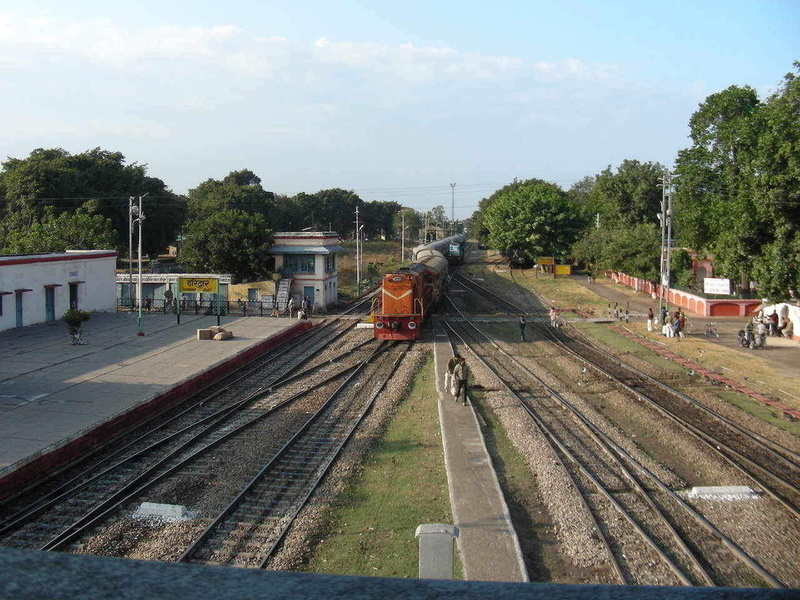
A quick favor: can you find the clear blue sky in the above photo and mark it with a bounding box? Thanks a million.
[1,1,797,219]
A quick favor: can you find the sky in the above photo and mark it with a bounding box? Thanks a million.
[0,1,797,220]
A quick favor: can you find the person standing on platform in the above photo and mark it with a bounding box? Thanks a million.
[452,356,470,405]
[286,296,294,318]
[445,354,459,396]
[647,307,654,332]
[519,315,526,341]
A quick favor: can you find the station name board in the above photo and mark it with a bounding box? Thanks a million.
[179,278,219,293]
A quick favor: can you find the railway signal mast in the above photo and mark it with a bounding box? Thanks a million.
[658,172,675,317]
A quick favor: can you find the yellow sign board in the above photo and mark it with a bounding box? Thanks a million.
[536,257,554,265]
[179,277,219,293]
[554,264,572,275]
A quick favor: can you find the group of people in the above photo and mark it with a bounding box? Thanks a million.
[279,295,314,319]
[749,311,793,340]
[646,306,687,338]
[444,354,470,405]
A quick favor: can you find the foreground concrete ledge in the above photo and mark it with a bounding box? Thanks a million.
[0,549,793,600]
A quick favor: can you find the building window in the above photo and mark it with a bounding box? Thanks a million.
[284,255,315,273]
[325,254,336,273]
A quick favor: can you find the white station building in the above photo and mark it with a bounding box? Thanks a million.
[0,250,117,332]
[269,232,343,310]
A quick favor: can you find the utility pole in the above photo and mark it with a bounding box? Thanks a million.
[355,205,360,296]
[135,193,148,336]
[128,197,135,310]
[595,213,600,229]
[658,173,674,317]
[450,183,456,235]
[401,212,405,262]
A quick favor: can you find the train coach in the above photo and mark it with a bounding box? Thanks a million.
[372,234,465,340]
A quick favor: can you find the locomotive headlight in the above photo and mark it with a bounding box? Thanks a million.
[407,321,417,329]
[375,322,385,329]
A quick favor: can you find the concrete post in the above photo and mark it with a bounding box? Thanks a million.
[415,523,458,579]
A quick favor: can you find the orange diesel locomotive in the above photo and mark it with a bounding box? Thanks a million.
[373,245,449,340]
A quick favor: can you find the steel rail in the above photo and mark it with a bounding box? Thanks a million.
[443,318,703,587]
[257,347,409,567]
[38,349,382,552]
[177,341,399,564]
[0,320,362,538]
[0,318,345,515]
[454,269,787,587]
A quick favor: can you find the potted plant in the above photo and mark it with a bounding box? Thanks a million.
[62,309,91,345]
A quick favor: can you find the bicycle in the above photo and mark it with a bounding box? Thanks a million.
[704,322,720,339]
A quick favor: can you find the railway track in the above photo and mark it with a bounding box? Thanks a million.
[452,271,800,521]
[177,341,410,567]
[445,270,796,587]
[0,322,380,554]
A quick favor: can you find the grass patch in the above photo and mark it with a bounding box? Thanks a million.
[708,389,800,438]
[337,241,404,302]
[303,355,456,578]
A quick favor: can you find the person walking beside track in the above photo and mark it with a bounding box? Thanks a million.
[519,315,526,341]
[444,353,459,395]
[452,356,470,405]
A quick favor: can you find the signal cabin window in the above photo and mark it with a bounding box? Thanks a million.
[325,254,335,273]
[284,255,315,274]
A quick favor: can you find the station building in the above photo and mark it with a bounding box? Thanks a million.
[269,232,343,311]
[116,273,232,307]
[0,250,117,332]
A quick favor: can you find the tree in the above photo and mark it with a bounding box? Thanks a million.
[585,160,665,227]
[750,63,800,298]
[392,208,423,244]
[0,148,185,255]
[180,209,273,282]
[482,179,581,264]
[2,201,116,254]
[572,222,660,279]
[674,85,763,292]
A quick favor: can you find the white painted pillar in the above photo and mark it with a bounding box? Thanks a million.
[415,523,458,579]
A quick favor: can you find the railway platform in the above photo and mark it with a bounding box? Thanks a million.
[430,325,528,582]
[0,312,311,498]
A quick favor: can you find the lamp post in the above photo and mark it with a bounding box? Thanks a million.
[450,183,456,235]
[658,173,674,317]
[128,197,135,310]
[134,193,148,336]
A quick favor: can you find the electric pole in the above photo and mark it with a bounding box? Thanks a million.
[355,205,360,295]
[401,212,405,262]
[658,173,674,317]
[135,193,148,336]
[128,197,135,309]
[450,183,456,234]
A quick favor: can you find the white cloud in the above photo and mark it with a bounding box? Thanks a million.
[313,36,523,81]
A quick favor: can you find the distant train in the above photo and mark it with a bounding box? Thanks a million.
[373,234,466,340]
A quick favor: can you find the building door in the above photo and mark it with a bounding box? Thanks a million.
[45,287,55,322]
[15,292,23,327]
[69,283,79,309]
[247,288,258,302]
[303,286,314,307]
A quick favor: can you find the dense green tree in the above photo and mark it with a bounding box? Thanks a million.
[750,63,800,298]
[585,160,665,227]
[2,201,116,254]
[392,208,423,245]
[187,169,275,222]
[0,148,185,255]
[483,179,582,265]
[180,209,273,283]
[572,223,660,279]
[567,175,597,221]
[471,179,531,244]
[674,85,763,291]
[360,200,402,240]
